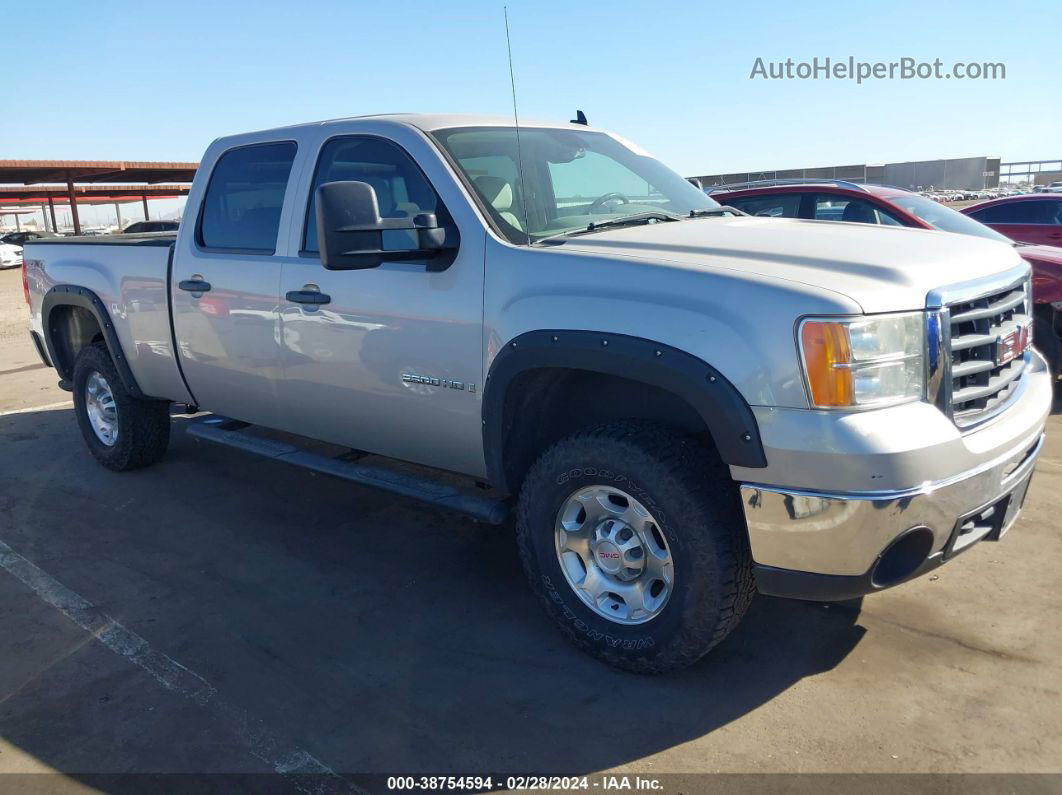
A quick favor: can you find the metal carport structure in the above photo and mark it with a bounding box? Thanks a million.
[0,160,197,234]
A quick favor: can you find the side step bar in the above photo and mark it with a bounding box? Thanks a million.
[186,416,510,524]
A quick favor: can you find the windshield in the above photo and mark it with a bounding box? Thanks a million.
[431,127,719,243]
[888,193,1012,243]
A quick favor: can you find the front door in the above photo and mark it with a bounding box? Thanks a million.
[276,135,485,477]
[171,141,297,429]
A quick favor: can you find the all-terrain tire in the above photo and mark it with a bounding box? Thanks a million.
[72,341,170,471]
[516,421,755,674]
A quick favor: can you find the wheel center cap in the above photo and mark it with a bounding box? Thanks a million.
[595,541,623,573]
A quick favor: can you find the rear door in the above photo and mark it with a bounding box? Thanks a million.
[967,200,1062,247]
[171,140,297,428]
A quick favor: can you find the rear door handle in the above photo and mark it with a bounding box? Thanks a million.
[286,289,331,305]
[179,279,212,292]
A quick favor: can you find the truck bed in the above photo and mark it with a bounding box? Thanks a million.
[24,234,194,405]
[27,233,177,247]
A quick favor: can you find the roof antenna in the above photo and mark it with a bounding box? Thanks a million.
[570,110,588,125]
[504,6,532,245]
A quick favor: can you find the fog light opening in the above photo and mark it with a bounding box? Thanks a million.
[872,526,934,587]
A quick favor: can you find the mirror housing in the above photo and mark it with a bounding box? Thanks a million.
[315,180,459,271]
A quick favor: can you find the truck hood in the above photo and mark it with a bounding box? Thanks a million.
[559,216,1027,313]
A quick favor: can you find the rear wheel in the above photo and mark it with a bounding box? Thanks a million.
[72,341,170,471]
[516,421,755,673]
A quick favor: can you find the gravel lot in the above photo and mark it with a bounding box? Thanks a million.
[0,266,1060,790]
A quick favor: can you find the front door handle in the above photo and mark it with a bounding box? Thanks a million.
[179,279,212,293]
[286,289,331,305]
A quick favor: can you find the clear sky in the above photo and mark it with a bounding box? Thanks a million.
[3,0,1059,226]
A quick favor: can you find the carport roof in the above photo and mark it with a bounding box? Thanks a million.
[0,159,198,185]
[0,185,190,204]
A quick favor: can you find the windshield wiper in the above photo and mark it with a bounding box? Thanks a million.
[566,211,682,237]
[534,210,685,245]
[688,206,749,218]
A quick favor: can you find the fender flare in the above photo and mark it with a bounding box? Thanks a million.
[482,330,767,492]
[41,285,147,399]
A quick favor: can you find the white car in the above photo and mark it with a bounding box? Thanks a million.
[1045,181,1062,194]
[0,242,23,269]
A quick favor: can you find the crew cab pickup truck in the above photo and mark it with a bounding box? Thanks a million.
[23,114,1053,673]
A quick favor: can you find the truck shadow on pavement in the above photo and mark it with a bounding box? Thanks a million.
[0,409,866,777]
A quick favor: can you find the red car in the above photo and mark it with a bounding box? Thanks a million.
[960,194,1062,248]
[710,180,1062,375]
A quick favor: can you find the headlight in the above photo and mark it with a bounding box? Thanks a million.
[799,312,925,408]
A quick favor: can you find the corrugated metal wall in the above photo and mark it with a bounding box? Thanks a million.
[694,156,998,190]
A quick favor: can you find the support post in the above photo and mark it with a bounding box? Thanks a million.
[48,195,58,232]
[66,172,81,235]
[115,202,123,232]
[142,194,149,220]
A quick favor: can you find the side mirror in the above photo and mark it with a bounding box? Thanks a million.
[315,180,459,271]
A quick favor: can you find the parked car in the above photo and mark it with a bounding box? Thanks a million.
[711,181,1062,375]
[1045,181,1062,194]
[1,231,57,246]
[23,114,1051,673]
[0,242,22,269]
[961,194,1062,248]
[122,220,180,234]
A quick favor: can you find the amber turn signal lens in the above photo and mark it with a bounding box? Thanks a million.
[801,321,854,407]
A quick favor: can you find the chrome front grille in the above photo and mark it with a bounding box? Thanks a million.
[944,280,1031,427]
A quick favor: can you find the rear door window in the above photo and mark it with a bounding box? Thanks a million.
[724,193,802,218]
[198,141,297,252]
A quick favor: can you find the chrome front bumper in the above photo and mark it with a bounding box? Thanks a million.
[741,429,1043,598]
[743,430,1043,600]
[739,349,1051,601]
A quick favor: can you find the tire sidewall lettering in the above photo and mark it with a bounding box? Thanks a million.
[540,574,656,651]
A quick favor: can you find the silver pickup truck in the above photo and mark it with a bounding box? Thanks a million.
[23,114,1053,673]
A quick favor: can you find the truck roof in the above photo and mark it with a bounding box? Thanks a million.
[232,113,590,138]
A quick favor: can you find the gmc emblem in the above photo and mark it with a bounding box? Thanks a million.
[996,321,1031,367]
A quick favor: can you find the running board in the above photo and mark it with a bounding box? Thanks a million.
[186,416,510,524]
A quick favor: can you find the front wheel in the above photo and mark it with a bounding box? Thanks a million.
[516,422,755,673]
[72,341,170,471]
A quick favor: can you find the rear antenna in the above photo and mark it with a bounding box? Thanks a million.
[504,6,532,245]
[570,110,588,125]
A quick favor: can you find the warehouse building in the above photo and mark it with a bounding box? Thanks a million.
[693,155,1001,191]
